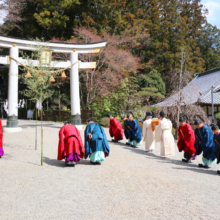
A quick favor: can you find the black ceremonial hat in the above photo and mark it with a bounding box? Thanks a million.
[147,112,152,117]
[194,118,201,125]
[179,117,186,122]
[211,123,219,131]
[160,111,165,117]
[87,118,93,122]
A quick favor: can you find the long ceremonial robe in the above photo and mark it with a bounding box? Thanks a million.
[0,119,3,156]
[213,131,220,164]
[177,123,196,156]
[155,118,175,157]
[84,123,110,159]
[142,118,155,151]
[124,119,131,140]
[57,124,84,161]
[128,119,142,143]
[194,124,216,161]
[109,118,123,140]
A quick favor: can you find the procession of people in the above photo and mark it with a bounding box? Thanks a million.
[1,110,220,175]
[56,110,220,174]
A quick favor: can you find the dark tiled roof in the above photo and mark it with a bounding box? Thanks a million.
[158,68,220,106]
[194,67,220,77]
[198,85,220,104]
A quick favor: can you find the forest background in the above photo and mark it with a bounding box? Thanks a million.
[0,0,220,124]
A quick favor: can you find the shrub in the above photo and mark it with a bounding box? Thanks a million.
[100,117,110,127]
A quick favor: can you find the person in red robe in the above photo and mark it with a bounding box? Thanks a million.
[177,116,196,163]
[108,113,123,142]
[0,119,3,158]
[57,121,84,166]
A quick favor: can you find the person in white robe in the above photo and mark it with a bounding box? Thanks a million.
[155,111,175,158]
[142,112,155,152]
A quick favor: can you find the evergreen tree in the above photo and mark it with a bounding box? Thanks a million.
[137,69,166,105]
[197,23,220,71]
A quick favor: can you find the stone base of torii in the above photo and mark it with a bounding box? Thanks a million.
[0,36,106,133]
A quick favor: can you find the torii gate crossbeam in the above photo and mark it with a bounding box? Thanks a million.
[0,36,107,133]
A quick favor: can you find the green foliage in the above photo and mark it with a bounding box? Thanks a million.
[20,43,62,104]
[197,23,220,71]
[132,110,145,120]
[33,0,80,30]
[138,70,166,95]
[88,77,141,121]
[215,112,220,120]
[110,77,141,113]
[137,69,166,104]
[2,0,220,121]
[50,87,71,110]
[3,0,219,79]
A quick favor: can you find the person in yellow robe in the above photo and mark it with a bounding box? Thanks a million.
[142,112,155,152]
[155,111,175,158]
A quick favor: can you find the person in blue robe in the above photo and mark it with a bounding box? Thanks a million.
[84,118,110,165]
[194,119,216,168]
[211,123,220,175]
[121,115,132,146]
[127,114,142,148]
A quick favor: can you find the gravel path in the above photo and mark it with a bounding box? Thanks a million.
[0,120,220,220]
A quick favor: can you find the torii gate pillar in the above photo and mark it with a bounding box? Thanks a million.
[4,46,22,133]
[70,50,81,125]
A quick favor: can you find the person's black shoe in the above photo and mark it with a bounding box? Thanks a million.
[96,161,101,165]
[112,139,118,142]
[65,162,75,167]
[90,161,97,165]
[198,164,210,168]
[126,142,130,145]
[131,145,138,148]
[182,159,191,163]
[198,164,204,168]
[0,156,1,158]
[217,170,220,175]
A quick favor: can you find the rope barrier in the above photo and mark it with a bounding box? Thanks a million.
[8,56,78,74]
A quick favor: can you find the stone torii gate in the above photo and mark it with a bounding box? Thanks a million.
[0,36,106,133]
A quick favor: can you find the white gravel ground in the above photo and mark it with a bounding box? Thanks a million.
[0,119,220,220]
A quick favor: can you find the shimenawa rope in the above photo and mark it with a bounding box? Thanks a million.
[9,56,78,74]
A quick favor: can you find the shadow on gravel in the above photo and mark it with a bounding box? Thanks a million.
[145,153,219,176]
[121,145,164,157]
[77,159,94,166]
[43,157,66,168]
[108,141,127,147]
[173,167,218,176]
[108,140,219,176]
[43,157,92,167]
[18,124,59,129]
[3,157,41,166]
